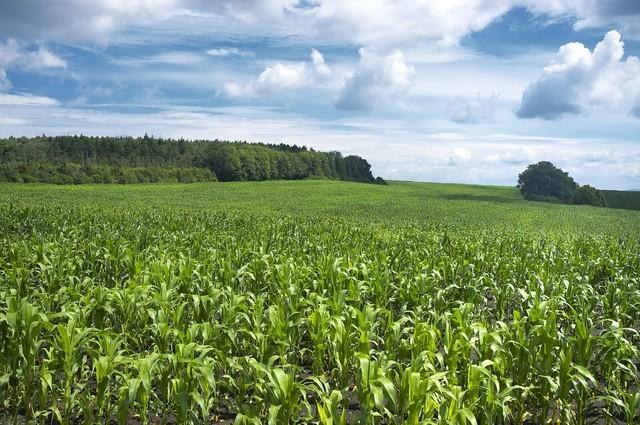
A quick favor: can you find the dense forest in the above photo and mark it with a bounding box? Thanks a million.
[0,135,383,184]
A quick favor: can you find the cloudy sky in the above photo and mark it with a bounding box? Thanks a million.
[1,1,639,189]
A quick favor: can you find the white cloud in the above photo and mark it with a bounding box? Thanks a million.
[0,0,177,43]
[0,39,67,70]
[567,0,640,38]
[26,46,68,69]
[446,147,472,165]
[140,51,203,65]
[0,69,10,91]
[206,47,253,57]
[517,30,640,120]
[0,93,59,106]
[256,63,308,89]
[448,93,500,124]
[0,39,65,104]
[0,1,302,45]
[311,48,332,79]
[308,0,516,46]
[632,97,640,118]
[224,48,332,97]
[202,0,640,46]
[113,51,205,66]
[1,0,640,49]
[224,62,307,97]
[482,146,536,165]
[301,1,638,47]
[335,49,414,111]
[209,0,299,23]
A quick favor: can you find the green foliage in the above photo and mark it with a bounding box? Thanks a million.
[0,180,639,424]
[517,161,578,203]
[518,161,607,207]
[0,163,217,184]
[0,135,379,184]
[575,184,607,207]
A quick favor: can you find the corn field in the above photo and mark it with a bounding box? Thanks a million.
[1,183,640,424]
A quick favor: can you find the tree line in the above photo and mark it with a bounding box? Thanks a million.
[0,135,384,184]
[0,163,216,185]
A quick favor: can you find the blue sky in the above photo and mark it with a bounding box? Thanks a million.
[0,1,639,189]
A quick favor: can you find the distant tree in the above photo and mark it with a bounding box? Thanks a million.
[211,144,243,181]
[517,161,607,207]
[343,155,375,182]
[517,161,578,203]
[575,184,607,207]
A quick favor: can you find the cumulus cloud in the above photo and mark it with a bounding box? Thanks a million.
[335,49,414,111]
[517,30,640,120]
[224,48,331,97]
[225,62,307,96]
[0,39,67,70]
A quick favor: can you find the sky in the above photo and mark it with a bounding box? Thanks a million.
[0,1,639,189]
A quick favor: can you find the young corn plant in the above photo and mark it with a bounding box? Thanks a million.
[92,332,126,423]
[1,297,50,423]
[264,368,310,425]
[53,319,94,425]
[354,354,397,424]
[309,377,348,425]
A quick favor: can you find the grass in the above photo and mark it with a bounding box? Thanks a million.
[1,180,639,424]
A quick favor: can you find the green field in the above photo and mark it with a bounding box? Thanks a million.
[1,181,639,424]
[3,181,640,235]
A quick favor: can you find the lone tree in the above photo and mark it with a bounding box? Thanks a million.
[517,161,577,203]
[517,161,606,207]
